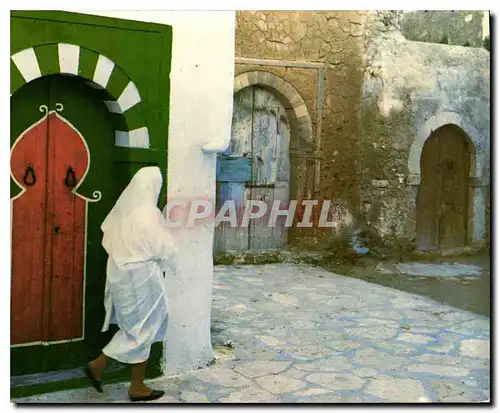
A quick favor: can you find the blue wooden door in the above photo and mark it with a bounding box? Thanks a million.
[214,86,290,251]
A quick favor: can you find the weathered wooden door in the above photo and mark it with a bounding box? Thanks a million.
[214,86,290,251]
[416,125,470,250]
[10,75,117,377]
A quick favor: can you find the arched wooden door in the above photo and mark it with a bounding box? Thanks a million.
[215,86,291,252]
[416,124,471,250]
[10,75,116,374]
[11,106,89,345]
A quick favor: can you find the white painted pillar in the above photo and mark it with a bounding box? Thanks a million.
[159,11,235,376]
[82,10,236,376]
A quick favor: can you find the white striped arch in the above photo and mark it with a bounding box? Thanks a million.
[10,43,149,148]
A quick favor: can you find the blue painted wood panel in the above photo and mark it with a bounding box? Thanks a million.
[214,181,248,251]
[214,86,291,252]
[216,156,251,182]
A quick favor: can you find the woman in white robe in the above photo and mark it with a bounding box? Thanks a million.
[85,166,177,402]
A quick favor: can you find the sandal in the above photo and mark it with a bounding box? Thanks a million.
[129,390,165,402]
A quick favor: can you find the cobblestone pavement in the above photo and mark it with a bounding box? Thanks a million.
[13,264,490,403]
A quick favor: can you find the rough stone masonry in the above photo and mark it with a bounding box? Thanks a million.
[232,11,490,252]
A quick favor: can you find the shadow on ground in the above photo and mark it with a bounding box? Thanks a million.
[319,253,490,317]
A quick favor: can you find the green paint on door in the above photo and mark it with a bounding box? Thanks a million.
[78,47,99,80]
[10,60,25,93]
[36,43,59,76]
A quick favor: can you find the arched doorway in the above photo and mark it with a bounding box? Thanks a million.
[214,85,291,251]
[10,74,117,373]
[10,14,173,383]
[416,124,472,250]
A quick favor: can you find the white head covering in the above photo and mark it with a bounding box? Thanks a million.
[101,166,176,269]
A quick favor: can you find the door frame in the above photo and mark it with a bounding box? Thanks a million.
[10,11,172,377]
[9,73,120,376]
[10,74,164,377]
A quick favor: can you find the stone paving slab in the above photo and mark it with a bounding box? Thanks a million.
[394,262,483,278]
[12,263,491,404]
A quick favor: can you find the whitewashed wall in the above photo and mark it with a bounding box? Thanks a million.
[78,10,236,375]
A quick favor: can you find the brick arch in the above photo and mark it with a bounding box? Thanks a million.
[234,70,314,152]
[11,43,149,148]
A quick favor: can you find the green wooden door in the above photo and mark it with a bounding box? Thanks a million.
[11,74,117,375]
[10,10,170,383]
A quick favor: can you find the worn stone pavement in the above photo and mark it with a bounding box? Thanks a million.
[13,264,490,403]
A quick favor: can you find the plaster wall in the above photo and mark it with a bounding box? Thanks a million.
[401,10,488,47]
[362,11,490,249]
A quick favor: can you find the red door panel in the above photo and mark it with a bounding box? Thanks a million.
[47,114,88,342]
[11,112,89,345]
[11,117,49,345]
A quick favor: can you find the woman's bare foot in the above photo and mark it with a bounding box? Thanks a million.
[87,360,102,381]
[85,359,104,393]
[87,353,108,382]
[128,360,165,401]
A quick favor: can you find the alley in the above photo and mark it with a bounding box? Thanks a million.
[13,263,490,403]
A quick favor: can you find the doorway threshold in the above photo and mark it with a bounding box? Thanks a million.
[11,361,128,400]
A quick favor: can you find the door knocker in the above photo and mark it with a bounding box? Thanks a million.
[64,167,77,188]
[23,166,36,187]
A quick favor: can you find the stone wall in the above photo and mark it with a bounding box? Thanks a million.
[401,10,487,47]
[361,11,490,250]
[233,10,490,252]
[235,11,368,248]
